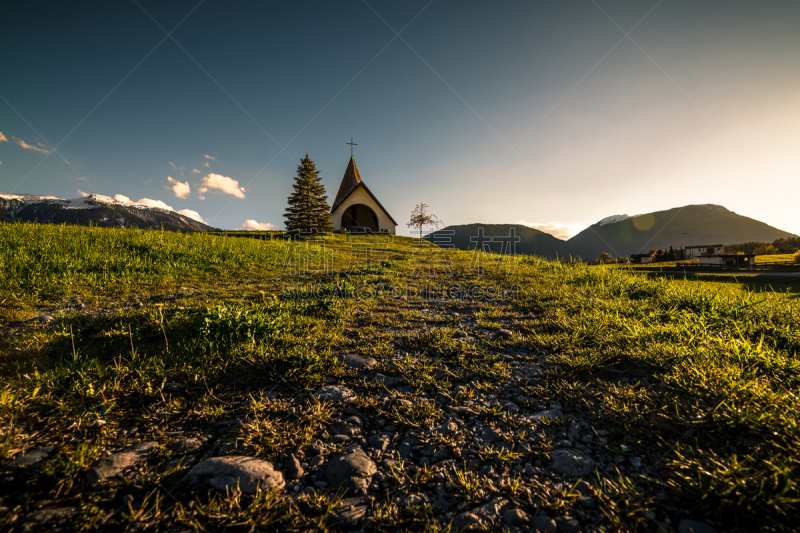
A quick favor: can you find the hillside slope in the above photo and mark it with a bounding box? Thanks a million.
[427,223,574,259]
[0,192,215,231]
[566,204,797,259]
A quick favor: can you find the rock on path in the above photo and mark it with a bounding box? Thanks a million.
[532,515,558,533]
[87,441,157,485]
[17,507,78,532]
[550,449,595,477]
[323,446,377,494]
[338,353,377,370]
[185,456,285,494]
[313,385,357,403]
[452,497,510,530]
[4,446,54,470]
[328,496,371,529]
[679,520,719,533]
[172,437,202,454]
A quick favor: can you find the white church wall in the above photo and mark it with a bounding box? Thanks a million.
[332,186,397,234]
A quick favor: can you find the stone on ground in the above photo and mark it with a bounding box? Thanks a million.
[555,515,583,533]
[17,507,77,532]
[532,514,558,533]
[171,437,202,454]
[185,456,285,494]
[313,385,357,403]
[678,520,718,533]
[323,446,377,494]
[338,353,377,370]
[368,434,391,452]
[5,446,54,470]
[452,497,509,530]
[504,508,532,525]
[284,454,304,479]
[429,421,458,435]
[550,449,595,477]
[531,409,562,421]
[87,441,157,485]
[328,496,370,529]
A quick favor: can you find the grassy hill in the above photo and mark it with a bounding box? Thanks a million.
[1,221,799,531]
[567,204,797,259]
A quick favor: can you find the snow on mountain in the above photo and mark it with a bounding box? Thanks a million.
[597,214,632,226]
[0,192,214,231]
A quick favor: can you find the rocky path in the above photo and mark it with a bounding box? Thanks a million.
[1,293,722,533]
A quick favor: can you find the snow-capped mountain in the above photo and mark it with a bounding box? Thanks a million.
[0,192,215,231]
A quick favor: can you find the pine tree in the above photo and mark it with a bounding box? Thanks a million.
[284,154,332,232]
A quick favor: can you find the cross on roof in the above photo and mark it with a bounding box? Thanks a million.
[346,137,358,157]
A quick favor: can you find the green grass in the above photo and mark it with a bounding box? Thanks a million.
[1,221,799,531]
[756,253,796,263]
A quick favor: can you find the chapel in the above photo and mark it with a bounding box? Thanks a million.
[330,156,397,234]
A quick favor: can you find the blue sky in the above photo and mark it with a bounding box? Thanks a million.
[1,1,799,237]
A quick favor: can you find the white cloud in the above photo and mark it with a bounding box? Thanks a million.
[238,219,275,231]
[191,168,200,174]
[203,162,210,168]
[114,194,132,203]
[517,220,590,240]
[198,173,246,199]
[167,176,191,199]
[16,138,49,154]
[177,209,207,224]
[128,197,206,223]
[137,198,174,210]
[203,154,215,160]
[0,131,7,142]
[77,189,90,197]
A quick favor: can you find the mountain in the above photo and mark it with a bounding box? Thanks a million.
[431,205,797,261]
[0,192,215,232]
[426,223,574,259]
[566,204,797,260]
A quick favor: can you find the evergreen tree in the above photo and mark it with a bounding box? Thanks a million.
[284,155,332,232]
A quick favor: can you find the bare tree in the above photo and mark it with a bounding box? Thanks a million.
[407,203,442,239]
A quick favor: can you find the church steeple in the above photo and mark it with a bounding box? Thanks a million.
[332,156,362,212]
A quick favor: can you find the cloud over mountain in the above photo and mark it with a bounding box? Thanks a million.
[137,198,173,210]
[177,209,206,223]
[167,176,191,199]
[517,221,589,240]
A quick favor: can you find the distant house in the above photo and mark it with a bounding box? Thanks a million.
[698,254,756,267]
[630,253,654,264]
[683,244,724,259]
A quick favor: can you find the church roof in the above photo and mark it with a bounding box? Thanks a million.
[332,156,362,209]
[331,157,398,225]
